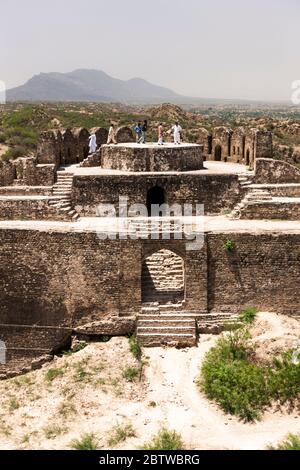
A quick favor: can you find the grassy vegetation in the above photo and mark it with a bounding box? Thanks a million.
[108,423,136,447]
[128,335,142,360]
[0,106,43,160]
[239,307,258,324]
[8,396,20,412]
[43,425,67,440]
[58,401,77,418]
[122,366,139,382]
[45,368,64,383]
[224,239,235,252]
[200,321,300,422]
[270,434,300,450]
[141,428,184,451]
[71,433,98,450]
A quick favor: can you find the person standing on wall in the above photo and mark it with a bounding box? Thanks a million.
[171,122,183,145]
[107,123,117,145]
[157,123,164,145]
[88,133,97,154]
[139,120,148,144]
[134,121,142,143]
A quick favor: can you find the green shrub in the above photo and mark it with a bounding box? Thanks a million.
[201,337,268,422]
[268,352,300,402]
[8,397,21,412]
[200,333,300,422]
[122,366,139,382]
[239,307,258,324]
[43,425,67,439]
[1,146,25,161]
[71,433,98,450]
[108,423,136,447]
[271,434,300,450]
[141,428,184,451]
[128,335,142,360]
[224,239,235,252]
[45,368,64,383]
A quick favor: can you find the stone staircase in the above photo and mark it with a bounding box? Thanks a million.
[137,304,197,347]
[237,172,255,188]
[48,171,79,221]
[230,186,273,219]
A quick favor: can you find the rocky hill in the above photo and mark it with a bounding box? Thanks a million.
[7,69,183,104]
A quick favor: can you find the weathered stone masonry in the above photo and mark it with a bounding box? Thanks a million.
[1,228,300,367]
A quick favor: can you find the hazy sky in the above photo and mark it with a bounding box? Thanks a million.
[1,0,300,100]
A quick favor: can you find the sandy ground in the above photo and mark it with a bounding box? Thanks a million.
[0,312,299,450]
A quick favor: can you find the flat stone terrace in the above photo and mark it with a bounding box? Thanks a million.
[66,161,250,176]
[1,216,300,235]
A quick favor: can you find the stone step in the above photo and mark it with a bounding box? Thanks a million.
[137,333,196,347]
[138,313,197,322]
[59,206,72,213]
[138,319,195,327]
[53,192,72,197]
[137,326,195,335]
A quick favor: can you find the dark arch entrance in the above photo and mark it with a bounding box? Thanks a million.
[147,186,165,217]
[246,149,250,166]
[214,145,222,161]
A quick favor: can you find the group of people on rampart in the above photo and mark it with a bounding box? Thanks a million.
[88,121,183,154]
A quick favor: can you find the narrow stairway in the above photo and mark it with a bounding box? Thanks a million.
[230,186,272,219]
[137,304,197,347]
[48,171,79,221]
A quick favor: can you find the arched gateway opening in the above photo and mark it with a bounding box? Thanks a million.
[146,186,165,217]
[246,149,250,166]
[142,249,184,304]
[214,145,222,161]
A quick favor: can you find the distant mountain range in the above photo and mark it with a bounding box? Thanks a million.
[7,69,287,105]
[7,69,186,104]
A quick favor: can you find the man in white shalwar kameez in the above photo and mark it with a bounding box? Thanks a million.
[171,122,183,144]
[88,133,97,154]
[107,124,117,145]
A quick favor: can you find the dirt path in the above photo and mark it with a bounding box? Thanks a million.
[0,313,299,450]
[140,336,300,450]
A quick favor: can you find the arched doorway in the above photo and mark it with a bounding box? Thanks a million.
[214,145,222,161]
[147,186,165,217]
[246,149,250,166]
[142,249,184,304]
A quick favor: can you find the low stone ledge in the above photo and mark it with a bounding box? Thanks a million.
[254,158,300,184]
[74,317,136,336]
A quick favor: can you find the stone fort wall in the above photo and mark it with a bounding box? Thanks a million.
[36,126,135,168]
[72,173,242,216]
[198,126,273,169]
[0,228,299,367]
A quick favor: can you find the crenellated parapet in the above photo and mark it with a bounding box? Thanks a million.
[36,126,135,167]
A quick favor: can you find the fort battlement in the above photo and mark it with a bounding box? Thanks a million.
[0,128,300,376]
[198,126,273,169]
